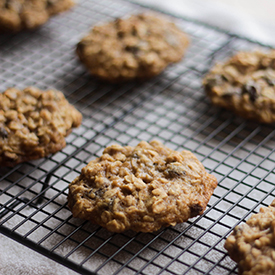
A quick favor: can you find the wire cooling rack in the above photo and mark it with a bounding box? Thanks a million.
[1,0,275,274]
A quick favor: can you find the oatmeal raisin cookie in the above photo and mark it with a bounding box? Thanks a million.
[76,13,189,82]
[68,140,217,233]
[225,199,275,275]
[203,50,275,123]
[0,0,75,32]
[0,87,82,166]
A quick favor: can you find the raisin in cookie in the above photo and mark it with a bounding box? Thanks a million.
[0,0,75,32]
[76,13,189,83]
[0,87,82,166]
[225,200,275,275]
[68,140,217,233]
[203,50,275,123]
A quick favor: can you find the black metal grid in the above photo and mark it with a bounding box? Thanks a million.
[1,0,275,274]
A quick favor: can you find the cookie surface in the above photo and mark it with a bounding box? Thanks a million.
[0,87,82,166]
[76,13,189,82]
[68,140,217,233]
[203,50,275,123]
[225,200,275,275]
[0,0,75,32]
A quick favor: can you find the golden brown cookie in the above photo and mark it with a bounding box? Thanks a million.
[225,200,275,275]
[0,87,82,166]
[76,13,189,83]
[203,50,275,123]
[0,0,75,32]
[68,140,217,233]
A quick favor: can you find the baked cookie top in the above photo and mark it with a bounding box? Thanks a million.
[68,140,217,233]
[225,200,275,275]
[203,50,275,123]
[0,87,82,167]
[76,13,189,82]
[0,0,75,32]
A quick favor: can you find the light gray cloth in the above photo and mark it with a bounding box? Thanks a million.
[0,218,78,275]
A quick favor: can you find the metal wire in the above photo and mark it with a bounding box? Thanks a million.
[1,0,275,274]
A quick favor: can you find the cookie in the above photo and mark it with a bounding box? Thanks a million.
[0,87,82,167]
[0,0,75,32]
[68,140,217,233]
[76,13,189,83]
[225,200,275,275]
[203,50,275,123]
